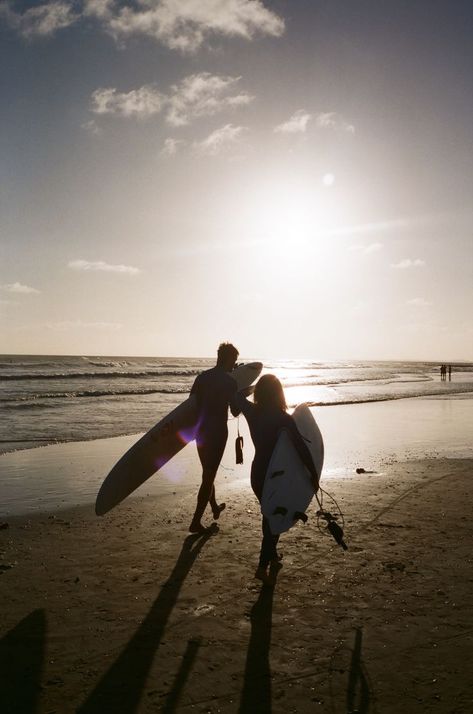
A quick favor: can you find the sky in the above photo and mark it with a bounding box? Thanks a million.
[1,0,472,361]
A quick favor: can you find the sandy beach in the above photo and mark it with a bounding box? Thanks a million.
[2,429,473,712]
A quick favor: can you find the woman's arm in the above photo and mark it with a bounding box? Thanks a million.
[230,391,254,420]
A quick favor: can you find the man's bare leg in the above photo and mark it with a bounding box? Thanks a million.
[189,467,218,533]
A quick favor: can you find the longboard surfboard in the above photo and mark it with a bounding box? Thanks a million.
[96,362,263,515]
[261,403,324,535]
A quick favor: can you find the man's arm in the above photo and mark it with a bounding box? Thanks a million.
[229,381,241,417]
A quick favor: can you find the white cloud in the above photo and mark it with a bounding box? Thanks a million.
[406,298,432,307]
[45,320,122,330]
[83,0,114,19]
[106,0,285,52]
[160,137,185,156]
[90,86,165,118]
[274,110,311,134]
[349,242,383,255]
[2,1,284,50]
[81,119,102,135]
[1,281,40,294]
[89,73,253,126]
[166,72,253,127]
[0,1,79,38]
[316,112,355,134]
[328,218,410,237]
[391,258,426,269]
[68,260,141,274]
[193,124,246,156]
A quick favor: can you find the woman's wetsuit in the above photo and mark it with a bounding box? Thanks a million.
[234,393,316,568]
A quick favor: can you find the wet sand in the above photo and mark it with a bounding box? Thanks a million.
[1,452,473,713]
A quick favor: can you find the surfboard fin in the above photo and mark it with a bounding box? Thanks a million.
[293,511,308,524]
[273,506,288,516]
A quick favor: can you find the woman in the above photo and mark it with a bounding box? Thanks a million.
[234,374,319,584]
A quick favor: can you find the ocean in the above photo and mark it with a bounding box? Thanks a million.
[1,355,473,455]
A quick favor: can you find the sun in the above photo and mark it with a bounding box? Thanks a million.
[322,173,335,187]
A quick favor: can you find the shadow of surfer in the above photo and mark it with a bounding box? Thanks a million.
[0,609,46,714]
[238,581,276,713]
[78,527,217,714]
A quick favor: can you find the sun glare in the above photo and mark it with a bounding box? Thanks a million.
[323,173,335,187]
[240,177,346,255]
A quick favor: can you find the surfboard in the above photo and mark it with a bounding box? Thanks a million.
[261,403,324,535]
[96,362,263,515]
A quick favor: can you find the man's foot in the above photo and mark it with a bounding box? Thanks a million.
[211,502,226,520]
[254,566,268,581]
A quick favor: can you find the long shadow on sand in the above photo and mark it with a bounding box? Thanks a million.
[238,583,275,713]
[0,609,46,714]
[78,530,214,714]
[346,628,371,713]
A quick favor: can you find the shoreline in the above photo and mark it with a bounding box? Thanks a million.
[2,457,473,713]
[3,387,473,458]
[2,395,473,519]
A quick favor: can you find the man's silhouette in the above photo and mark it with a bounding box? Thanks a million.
[189,343,240,533]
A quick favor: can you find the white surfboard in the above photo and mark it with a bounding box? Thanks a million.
[96,362,263,515]
[261,404,324,535]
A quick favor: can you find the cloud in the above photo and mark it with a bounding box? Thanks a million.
[193,124,246,156]
[391,258,426,269]
[89,73,253,126]
[327,218,410,237]
[160,137,185,156]
[81,119,102,135]
[349,242,383,255]
[274,110,311,134]
[2,1,284,49]
[166,73,253,127]
[83,0,114,19]
[68,260,141,274]
[0,1,79,38]
[90,86,165,118]
[406,298,432,307]
[1,281,40,294]
[45,320,122,330]
[315,112,355,134]
[106,0,285,52]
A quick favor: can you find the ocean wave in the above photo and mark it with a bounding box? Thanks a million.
[1,386,189,404]
[0,369,199,381]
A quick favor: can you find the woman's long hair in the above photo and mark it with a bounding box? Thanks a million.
[253,374,287,411]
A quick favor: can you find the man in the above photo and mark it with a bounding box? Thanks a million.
[189,342,241,533]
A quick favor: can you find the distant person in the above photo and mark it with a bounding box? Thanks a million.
[233,375,319,585]
[189,343,240,534]
[448,364,452,381]
[440,364,445,381]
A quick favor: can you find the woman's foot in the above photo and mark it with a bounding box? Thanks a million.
[189,521,207,534]
[255,566,277,586]
[254,566,268,581]
[269,558,283,573]
[211,502,226,520]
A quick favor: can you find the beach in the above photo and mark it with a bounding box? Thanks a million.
[1,400,473,713]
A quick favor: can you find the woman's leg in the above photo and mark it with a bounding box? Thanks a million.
[258,517,280,569]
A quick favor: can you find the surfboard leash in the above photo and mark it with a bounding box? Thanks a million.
[315,488,348,551]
